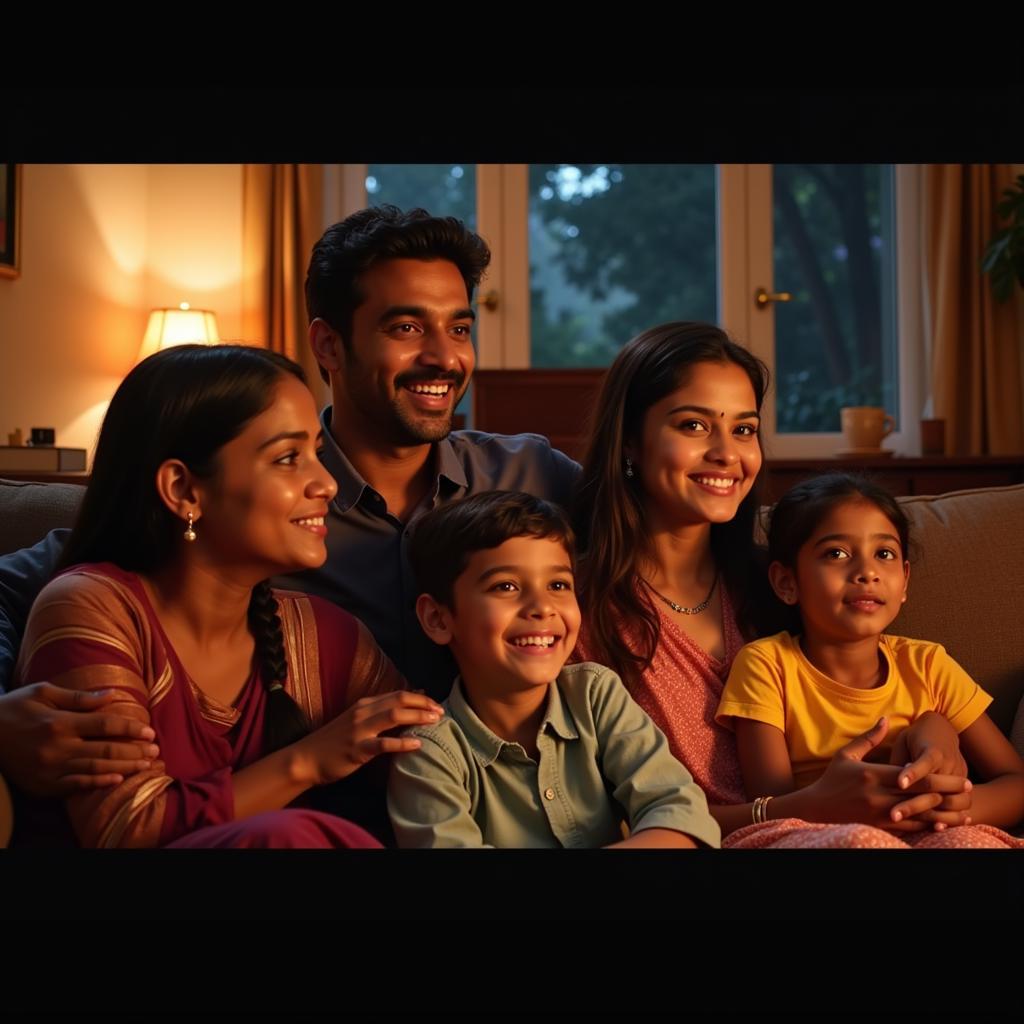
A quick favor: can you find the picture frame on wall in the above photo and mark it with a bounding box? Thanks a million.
[1,164,21,279]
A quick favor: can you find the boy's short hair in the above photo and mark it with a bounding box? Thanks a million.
[410,491,575,609]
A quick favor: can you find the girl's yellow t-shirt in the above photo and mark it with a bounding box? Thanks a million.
[716,631,991,790]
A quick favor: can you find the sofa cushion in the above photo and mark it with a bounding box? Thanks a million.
[0,478,84,557]
[890,484,1024,734]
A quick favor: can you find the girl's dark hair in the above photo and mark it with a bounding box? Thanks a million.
[60,343,313,752]
[767,472,911,568]
[572,321,771,690]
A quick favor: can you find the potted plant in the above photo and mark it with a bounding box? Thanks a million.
[982,173,1024,302]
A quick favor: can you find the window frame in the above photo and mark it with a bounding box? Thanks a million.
[337,162,926,456]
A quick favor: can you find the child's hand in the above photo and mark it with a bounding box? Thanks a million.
[805,718,970,833]
[888,775,973,830]
[890,710,968,784]
[889,711,971,830]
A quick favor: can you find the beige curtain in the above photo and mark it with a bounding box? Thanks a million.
[924,164,1024,455]
[241,165,329,405]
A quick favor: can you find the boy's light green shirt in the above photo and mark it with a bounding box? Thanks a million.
[387,661,722,849]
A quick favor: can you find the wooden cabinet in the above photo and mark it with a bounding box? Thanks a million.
[762,457,1024,503]
[473,369,605,462]
[472,369,1024,498]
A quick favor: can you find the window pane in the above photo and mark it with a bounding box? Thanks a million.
[365,164,476,227]
[773,164,898,433]
[529,164,717,367]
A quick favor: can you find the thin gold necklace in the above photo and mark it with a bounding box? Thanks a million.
[642,573,718,615]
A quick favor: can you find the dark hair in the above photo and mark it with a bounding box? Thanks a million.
[60,344,312,753]
[410,491,575,609]
[572,321,771,690]
[767,472,911,568]
[305,204,492,381]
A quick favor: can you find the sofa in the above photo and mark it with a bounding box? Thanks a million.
[1,476,1023,812]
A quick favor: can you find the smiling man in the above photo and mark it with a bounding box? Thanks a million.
[290,207,581,698]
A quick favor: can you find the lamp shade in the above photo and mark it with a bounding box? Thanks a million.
[139,303,220,361]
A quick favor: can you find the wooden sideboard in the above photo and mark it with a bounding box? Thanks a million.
[761,456,1024,504]
[472,369,1024,498]
[473,369,605,462]
[8,374,1021,501]
[10,461,1017,501]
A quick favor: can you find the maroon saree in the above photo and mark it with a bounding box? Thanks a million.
[14,564,403,848]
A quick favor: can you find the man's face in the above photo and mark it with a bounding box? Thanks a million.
[333,258,476,447]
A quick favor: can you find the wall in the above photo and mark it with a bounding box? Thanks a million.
[0,164,243,458]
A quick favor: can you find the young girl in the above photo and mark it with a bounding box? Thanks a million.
[717,472,1024,848]
[12,344,442,848]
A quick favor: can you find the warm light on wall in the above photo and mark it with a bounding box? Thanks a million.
[138,302,220,361]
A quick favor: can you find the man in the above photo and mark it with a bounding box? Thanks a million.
[293,206,579,695]
[0,205,580,796]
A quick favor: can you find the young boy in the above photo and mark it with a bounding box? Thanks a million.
[387,491,721,849]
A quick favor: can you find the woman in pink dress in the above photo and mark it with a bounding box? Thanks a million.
[573,322,991,847]
[12,344,442,848]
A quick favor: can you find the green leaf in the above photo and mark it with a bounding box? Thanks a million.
[982,232,1010,274]
[984,177,1024,300]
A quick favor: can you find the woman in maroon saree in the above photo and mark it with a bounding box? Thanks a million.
[12,345,441,848]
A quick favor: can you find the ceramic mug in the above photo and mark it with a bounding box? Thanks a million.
[840,406,895,449]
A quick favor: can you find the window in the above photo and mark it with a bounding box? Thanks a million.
[366,164,476,228]
[345,163,923,454]
[527,164,717,367]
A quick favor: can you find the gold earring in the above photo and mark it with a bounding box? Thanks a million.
[184,511,197,543]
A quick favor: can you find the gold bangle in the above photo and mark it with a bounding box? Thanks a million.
[751,795,774,825]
